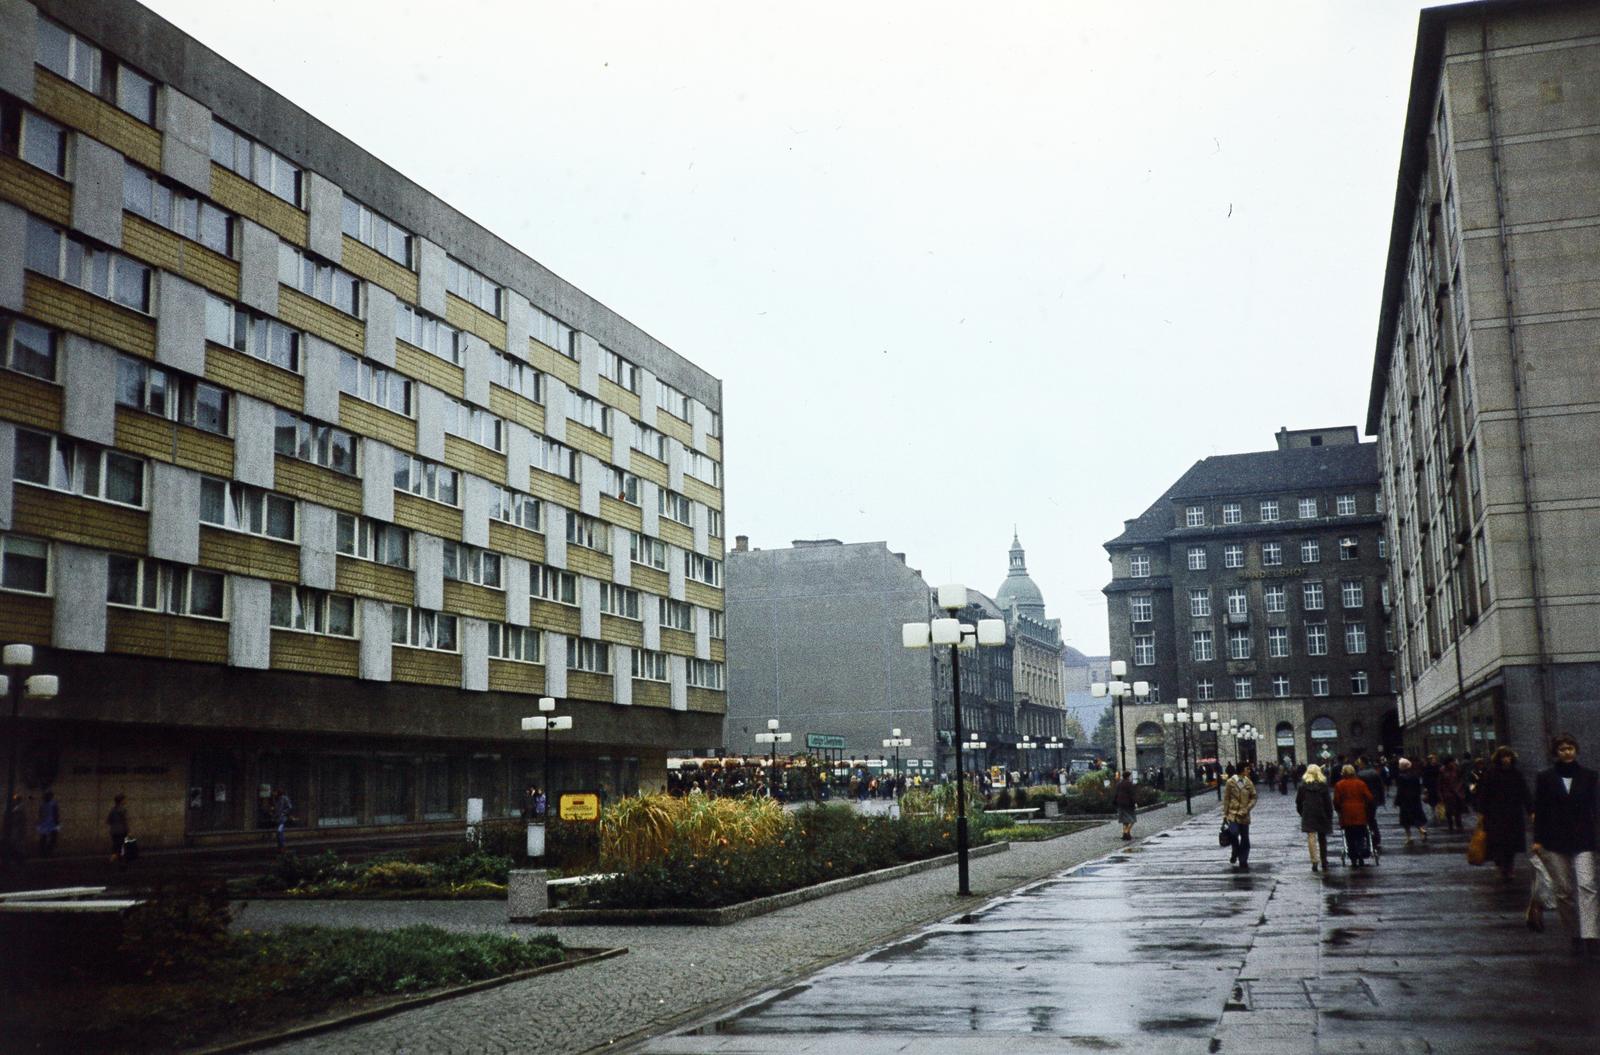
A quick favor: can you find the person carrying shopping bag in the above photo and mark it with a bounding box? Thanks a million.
[1222,762,1258,870]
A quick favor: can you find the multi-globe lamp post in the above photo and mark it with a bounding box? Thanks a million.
[902,583,1006,897]
[1090,661,1150,776]
[755,718,792,799]
[520,696,571,858]
[3,644,60,831]
[1015,734,1038,785]
[881,728,911,795]
[1161,697,1214,815]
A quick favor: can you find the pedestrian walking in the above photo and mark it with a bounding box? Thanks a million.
[1334,765,1376,867]
[271,787,293,851]
[1531,734,1598,958]
[1222,762,1258,870]
[106,793,130,864]
[1,793,27,868]
[1296,764,1334,872]
[1439,758,1467,832]
[1357,756,1387,853]
[1393,758,1429,843]
[35,789,60,857]
[1113,771,1138,841]
[1477,746,1531,881]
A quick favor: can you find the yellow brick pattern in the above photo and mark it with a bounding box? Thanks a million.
[339,394,416,451]
[393,492,463,539]
[708,536,725,558]
[489,660,545,695]
[565,545,613,581]
[274,456,362,514]
[597,377,642,420]
[683,475,721,511]
[336,557,414,606]
[176,426,235,479]
[121,216,240,299]
[629,450,668,487]
[656,410,693,446]
[0,593,52,645]
[0,155,70,225]
[528,340,580,387]
[0,374,63,432]
[487,521,545,564]
[706,435,722,462]
[527,469,580,510]
[658,519,693,551]
[205,344,304,409]
[598,496,643,533]
[113,410,176,463]
[600,615,643,648]
[270,630,360,678]
[488,385,545,435]
[277,287,364,353]
[685,581,723,611]
[199,527,299,582]
[528,600,580,636]
[632,681,670,708]
[686,688,726,714]
[564,422,612,463]
[442,435,506,482]
[35,70,160,169]
[210,165,308,245]
[392,646,461,687]
[444,293,507,350]
[631,566,669,595]
[13,485,148,553]
[659,628,695,656]
[442,580,506,622]
[106,608,229,664]
[395,342,465,400]
[710,640,725,663]
[566,670,614,703]
[26,275,156,358]
[341,236,419,303]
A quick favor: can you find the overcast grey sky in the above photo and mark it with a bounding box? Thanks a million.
[146,0,1432,655]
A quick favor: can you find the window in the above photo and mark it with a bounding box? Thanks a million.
[632,648,668,682]
[1222,502,1241,525]
[1264,584,1286,613]
[393,455,458,506]
[123,162,233,255]
[0,535,49,594]
[340,352,412,416]
[630,532,668,571]
[1336,494,1357,516]
[1223,545,1243,569]
[598,583,641,620]
[36,16,101,92]
[116,356,230,435]
[1341,580,1364,608]
[441,542,501,588]
[25,216,151,312]
[446,256,500,316]
[1129,553,1151,578]
[335,514,410,568]
[493,352,542,402]
[566,389,612,434]
[279,245,360,316]
[660,598,694,632]
[532,565,577,606]
[1339,536,1359,561]
[1272,674,1291,698]
[687,658,725,690]
[488,624,542,663]
[655,379,693,422]
[1226,587,1248,617]
[1268,626,1289,658]
[600,347,638,392]
[1185,505,1205,527]
[1298,497,1318,519]
[1194,678,1214,702]
[707,410,722,438]
[107,556,224,618]
[270,585,355,637]
[490,487,541,531]
[1351,670,1370,695]
[200,478,295,541]
[1344,622,1368,654]
[391,607,458,651]
[340,197,411,266]
[659,488,693,526]
[443,399,503,451]
[1260,499,1279,522]
[632,421,669,461]
[1261,542,1282,567]
[530,306,575,358]
[2,104,67,177]
[14,428,144,506]
[395,303,463,365]
[566,511,611,553]
[1188,588,1210,617]
[685,552,723,587]
[598,466,640,507]
[2,316,58,381]
[1187,546,1207,571]
[1130,595,1153,623]
[1302,581,1324,611]
[535,438,577,481]
[1192,630,1214,662]
[1378,535,1388,560]
[206,295,300,372]
[685,451,721,487]
[1227,627,1251,660]
[1301,538,1320,564]
[1311,673,1330,697]
[1233,676,1252,700]
[708,610,725,640]
[567,636,611,674]
[274,410,357,475]
[708,509,724,538]
[210,120,300,205]
[1306,622,1329,656]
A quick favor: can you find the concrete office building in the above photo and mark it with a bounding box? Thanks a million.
[0,0,725,853]
[1103,428,1396,776]
[1369,0,1600,761]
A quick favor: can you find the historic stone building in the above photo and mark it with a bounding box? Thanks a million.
[994,533,1069,757]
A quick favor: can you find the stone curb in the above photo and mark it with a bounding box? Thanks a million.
[190,946,626,1055]
[516,841,1013,926]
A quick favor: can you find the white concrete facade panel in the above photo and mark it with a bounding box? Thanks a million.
[228,575,270,669]
[52,543,106,652]
[69,135,123,248]
[60,336,115,445]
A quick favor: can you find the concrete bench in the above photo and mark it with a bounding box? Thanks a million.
[0,899,143,913]
[987,807,1041,819]
[0,886,108,902]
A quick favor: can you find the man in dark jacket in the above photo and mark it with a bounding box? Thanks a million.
[1357,757,1387,852]
[1532,734,1598,958]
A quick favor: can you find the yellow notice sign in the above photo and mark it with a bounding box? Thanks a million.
[559,793,600,821]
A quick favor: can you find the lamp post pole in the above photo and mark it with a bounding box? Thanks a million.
[520,697,571,858]
[881,729,910,797]
[755,719,791,799]
[3,645,60,839]
[1163,698,1195,816]
[1091,664,1149,778]
[1014,735,1036,786]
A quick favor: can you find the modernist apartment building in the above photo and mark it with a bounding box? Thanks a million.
[1369,0,1600,762]
[1103,428,1396,774]
[0,0,725,853]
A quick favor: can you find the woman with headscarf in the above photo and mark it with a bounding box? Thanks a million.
[1393,757,1429,844]
[1334,764,1376,867]
[1477,746,1531,881]
[1296,764,1334,872]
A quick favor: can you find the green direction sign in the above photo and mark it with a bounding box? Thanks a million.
[806,733,846,750]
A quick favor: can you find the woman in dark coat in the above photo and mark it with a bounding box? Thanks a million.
[1296,764,1335,872]
[1477,746,1531,880]
[1438,758,1467,832]
[1394,757,1429,843]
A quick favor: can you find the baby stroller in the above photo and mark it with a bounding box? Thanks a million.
[1338,823,1380,867]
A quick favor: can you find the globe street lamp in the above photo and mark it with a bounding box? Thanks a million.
[1091,663,1150,776]
[520,697,571,857]
[3,644,60,841]
[1237,724,1261,768]
[1015,734,1038,786]
[963,734,989,789]
[1043,737,1068,786]
[755,718,792,798]
[1162,698,1198,815]
[881,728,911,796]
[903,585,1006,897]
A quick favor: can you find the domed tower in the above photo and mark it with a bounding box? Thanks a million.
[995,532,1047,620]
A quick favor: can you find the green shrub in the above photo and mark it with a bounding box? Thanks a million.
[117,881,235,978]
[362,861,435,889]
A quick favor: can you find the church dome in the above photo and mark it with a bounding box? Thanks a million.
[996,533,1046,617]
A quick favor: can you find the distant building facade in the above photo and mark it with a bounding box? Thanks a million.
[994,534,1069,754]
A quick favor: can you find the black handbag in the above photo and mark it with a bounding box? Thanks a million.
[121,837,140,861]
[1218,823,1234,847]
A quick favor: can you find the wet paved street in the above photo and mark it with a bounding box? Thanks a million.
[639,791,1600,1054]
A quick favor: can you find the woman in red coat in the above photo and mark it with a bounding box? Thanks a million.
[1334,765,1377,867]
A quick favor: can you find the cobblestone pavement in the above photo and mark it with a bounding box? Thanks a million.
[638,789,1600,1054]
[240,804,1196,1054]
